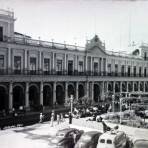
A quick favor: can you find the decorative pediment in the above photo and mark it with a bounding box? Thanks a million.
[88,46,106,56]
[85,35,106,56]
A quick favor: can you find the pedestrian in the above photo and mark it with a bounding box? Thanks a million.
[57,114,60,125]
[39,112,43,123]
[60,113,64,122]
[50,110,55,127]
[69,112,73,124]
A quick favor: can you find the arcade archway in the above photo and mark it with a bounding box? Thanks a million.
[115,83,120,93]
[13,85,24,109]
[0,86,8,111]
[29,85,39,107]
[43,85,52,106]
[94,84,101,103]
[78,84,85,99]
[56,85,64,105]
[68,84,75,98]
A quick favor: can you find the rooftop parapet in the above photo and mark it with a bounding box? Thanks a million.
[0,9,14,18]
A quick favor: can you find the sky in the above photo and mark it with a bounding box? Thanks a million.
[1,0,148,52]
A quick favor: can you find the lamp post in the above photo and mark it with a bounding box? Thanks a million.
[70,95,73,114]
[119,97,126,124]
[112,94,115,112]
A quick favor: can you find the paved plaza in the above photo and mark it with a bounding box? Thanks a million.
[0,118,148,148]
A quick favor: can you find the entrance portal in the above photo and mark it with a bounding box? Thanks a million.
[56,85,64,105]
[43,85,52,106]
[13,86,24,109]
[0,86,7,111]
[94,84,100,103]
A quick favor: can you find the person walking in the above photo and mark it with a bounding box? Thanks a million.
[39,113,44,123]
[69,112,73,124]
[50,110,55,127]
[57,114,60,125]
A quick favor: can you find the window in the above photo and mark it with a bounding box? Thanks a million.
[133,66,136,77]
[94,62,98,75]
[79,61,83,72]
[56,59,62,74]
[0,55,4,69]
[128,66,130,76]
[30,57,36,74]
[100,139,105,143]
[14,56,21,74]
[144,68,147,77]
[44,58,50,73]
[0,27,3,41]
[115,64,118,76]
[108,64,111,76]
[121,65,125,76]
[107,139,112,144]
[144,52,147,60]
[139,67,142,77]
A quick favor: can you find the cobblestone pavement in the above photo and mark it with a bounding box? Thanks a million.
[0,118,148,148]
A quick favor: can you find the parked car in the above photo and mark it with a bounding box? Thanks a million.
[48,128,83,148]
[97,130,127,148]
[132,139,148,148]
[74,131,102,148]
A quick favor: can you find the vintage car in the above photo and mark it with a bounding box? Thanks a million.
[48,128,83,148]
[132,139,148,148]
[74,131,102,148]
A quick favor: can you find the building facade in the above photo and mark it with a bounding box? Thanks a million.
[0,9,148,112]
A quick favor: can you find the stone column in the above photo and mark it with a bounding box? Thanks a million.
[40,82,43,105]
[8,47,12,74]
[113,81,115,94]
[25,82,29,108]
[132,82,134,92]
[106,81,108,94]
[52,52,55,74]
[76,82,79,100]
[91,82,94,101]
[64,54,67,73]
[127,82,129,92]
[101,81,105,101]
[85,82,89,97]
[85,56,88,73]
[144,81,146,92]
[9,82,13,110]
[138,81,140,92]
[120,81,122,93]
[24,50,28,74]
[53,82,56,105]
[65,82,68,101]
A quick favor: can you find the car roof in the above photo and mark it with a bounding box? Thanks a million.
[58,128,77,134]
[99,131,125,141]
[133,138,148,144]
[83,131,102,136]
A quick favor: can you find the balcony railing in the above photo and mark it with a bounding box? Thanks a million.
[0,69,148,78]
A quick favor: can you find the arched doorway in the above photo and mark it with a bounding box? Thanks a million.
[13,85,24,109]
[56,85,64,105]
[29,85,39,107]
[108,83,112,92]
[115,83,120,93]
[134,82,138,91]
[78,84,84,99]
[0,86,8,111]
[140,82,143,91]
[68,84,75,98]
[128,83,132,92]
[145,82,148,92]
[122,83,126,92]
[94,84,101,103]
[43,85,52,107]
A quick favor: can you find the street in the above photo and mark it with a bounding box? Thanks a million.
[0,118,148,148]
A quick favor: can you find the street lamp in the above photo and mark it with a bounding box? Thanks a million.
[70,95,73,114]
[112,94,115,112]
